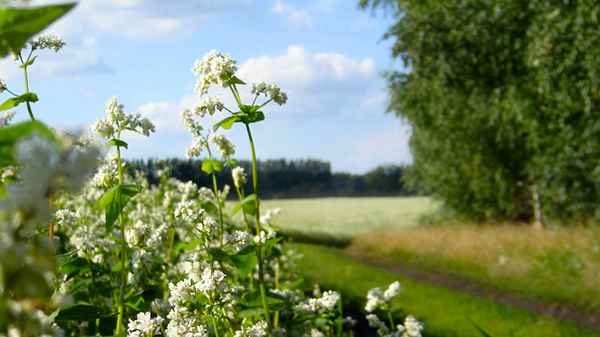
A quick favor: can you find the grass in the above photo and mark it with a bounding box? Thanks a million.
[295,243,600,337]
[259,196,437,245]
[347,224,600,313]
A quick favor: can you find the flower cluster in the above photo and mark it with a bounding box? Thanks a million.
[127,312,164,337]
[192,50,238,96]
[194,96,224,118]
[0,78,6,93]
[232,166,247,187]
[208,133,235,158]
[29,33,66,52]
[91,96,155,139]
[365,281,401,312]
[251,82,288,106]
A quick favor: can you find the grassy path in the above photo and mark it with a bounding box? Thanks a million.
[295,243,600,337]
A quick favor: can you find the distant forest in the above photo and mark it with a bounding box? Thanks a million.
[126,158,414,199]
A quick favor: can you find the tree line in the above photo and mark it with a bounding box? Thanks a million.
[126,158,415,199]
[362,0,600,224]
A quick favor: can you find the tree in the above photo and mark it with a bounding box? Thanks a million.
[360,0,600,223]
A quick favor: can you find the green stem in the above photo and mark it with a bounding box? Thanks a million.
[228,155,251,233]
[206,144,225,245]
[115,132,127,333]
[19,54,35,121]
[245,123,273,336]
[212,312,221,337]
[387,310,395,331]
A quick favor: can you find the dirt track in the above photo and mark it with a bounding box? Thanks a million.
[344,252,600,331]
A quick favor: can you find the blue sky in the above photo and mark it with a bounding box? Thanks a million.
[1,0,411,173]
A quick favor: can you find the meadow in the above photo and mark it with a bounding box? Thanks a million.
[258,197,437,245]
[266,196,600,336]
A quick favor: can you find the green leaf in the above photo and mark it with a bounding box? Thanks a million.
[0,92,39,112]
[53,304,117,322]
[467,317,493,337]
[0,120,53,166]
[213,116,239,132]
[123,163,137,174]
[239,111,265,124]
[232,193,257,216]
[0,4,76,58]
[99,184,142,233]
[107,139,128,149]
[125,292,149,311]
[175,238,201,252]
[240,105,260,114]
[201,159,224,174]
[236,307,265,319]
[225,159,239,166]
[282,278,307,291]
[230,245,258,281]
[200,201,218,214]
[227,76,246,86]
[18,55,36,68]
[209,248,233,264]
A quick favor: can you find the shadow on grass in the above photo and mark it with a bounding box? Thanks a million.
[278,230,353,248]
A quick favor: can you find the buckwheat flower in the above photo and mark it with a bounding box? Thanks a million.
[198,213,218,234]
[198,187,217,203]
[260,208,282,227]
[366,314,390,336]
[365,287,386,312]
[232,166,247,187]
[318,290,341,311]
[401,315,424,337]
[29,33,66,52]
[0,111,15,128]
[253,229,276,245]
[234,320,268,337]
[308,329,325,337]
[251,82,268,96]
[251,82,287,105]
[178,180,198,198]
[219,184,230,200]
[105,96,126,124]
[193,96,224,117]
[208,133,235,158]
[91,118,115,139]
[0,79,7,93]
[181,108,204,137]
[384,281,402,302]
[54,209,77,228]
[168,278,196,305]
[192,50,238,96]
[225,231,250,252]
[127,312,164,337]
[174,200,201,222]
[0,165,18,183]
[185,137,206,159]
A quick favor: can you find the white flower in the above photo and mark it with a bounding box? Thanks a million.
[0,79,7,93]
[251,81,287,105]
[225,230,250,252]
[253,229,276,245]
[181,108,204,137]
[0,111,15,128]
[185,137,206,159]
[399,315,424,337]
[92,97,155,139]
[232,166,247,188]
[127,312,164,337]
[192,50,238,96]
[54,209,77,228]
[29,33,66,52]
[366,314,390,336]
[208,133,235,158]
[174,200,201,223]
[365,287,386,312]
[384,281,401,302]
[193,96,224,118]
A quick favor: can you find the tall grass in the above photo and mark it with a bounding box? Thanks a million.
[348,225,600,312]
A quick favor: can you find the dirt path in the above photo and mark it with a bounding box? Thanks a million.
[343,252,600,331]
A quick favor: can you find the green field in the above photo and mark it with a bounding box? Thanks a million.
[260,196,438,242]
[295,243,599,337]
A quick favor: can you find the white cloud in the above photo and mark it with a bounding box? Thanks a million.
[269,0,313,29]
[33,0,250,40]
[236,45,377,115]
